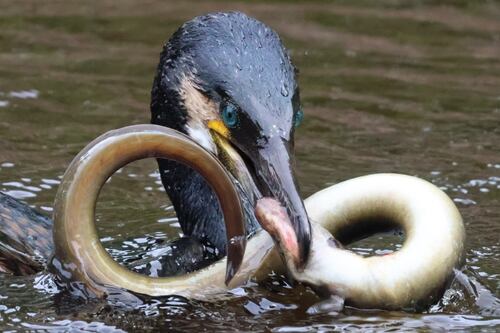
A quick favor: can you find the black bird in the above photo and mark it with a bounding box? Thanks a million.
[0,12,311,276]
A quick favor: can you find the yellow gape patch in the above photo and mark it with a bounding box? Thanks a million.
[208,120,230,139]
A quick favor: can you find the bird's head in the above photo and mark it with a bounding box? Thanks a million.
[151,12,311,271]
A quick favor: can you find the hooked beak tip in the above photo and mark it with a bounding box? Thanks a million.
[297,227,312,269]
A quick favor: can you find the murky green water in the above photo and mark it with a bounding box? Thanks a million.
[0,0,499,331]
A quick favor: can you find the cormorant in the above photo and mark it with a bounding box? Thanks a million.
[0,11,311,277]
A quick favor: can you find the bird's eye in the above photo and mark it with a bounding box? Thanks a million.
[293,109,304,128]
[221,103,239,128]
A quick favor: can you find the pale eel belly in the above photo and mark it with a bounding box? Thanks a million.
[255,174,465,310]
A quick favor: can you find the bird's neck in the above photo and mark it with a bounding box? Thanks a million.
[157,158,260,255]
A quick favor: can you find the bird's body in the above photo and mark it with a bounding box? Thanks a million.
[0,192,52,274]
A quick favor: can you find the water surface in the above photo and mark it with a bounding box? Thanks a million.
[0,0,499,331]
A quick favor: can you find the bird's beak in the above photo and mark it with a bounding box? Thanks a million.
[250,136,311,267]
[209,122,311,268]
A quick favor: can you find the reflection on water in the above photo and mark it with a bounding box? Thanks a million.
[0,0,499,331]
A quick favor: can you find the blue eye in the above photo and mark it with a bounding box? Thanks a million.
[222,103,239,128]
[294,109,304,128]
